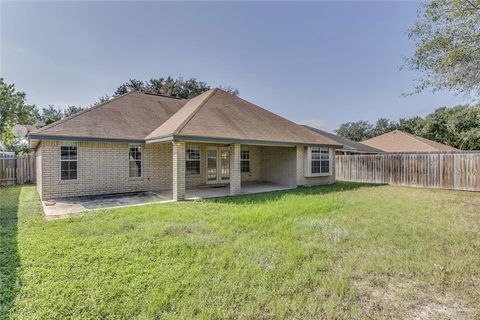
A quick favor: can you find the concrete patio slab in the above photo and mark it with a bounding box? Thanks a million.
[42,182,294,220]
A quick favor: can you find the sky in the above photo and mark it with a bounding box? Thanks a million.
[0,1,468,132]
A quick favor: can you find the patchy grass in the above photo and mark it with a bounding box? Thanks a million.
[1,182,479,319]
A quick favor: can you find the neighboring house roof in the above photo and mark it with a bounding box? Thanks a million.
[302,125,382,154]
[30,88,341,147]
[361,130,459,152]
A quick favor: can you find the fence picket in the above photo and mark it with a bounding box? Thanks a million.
[0,153,35,186]
[335,152,480,192]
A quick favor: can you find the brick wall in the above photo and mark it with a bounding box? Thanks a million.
[39,141,172,199]
[37,140,335,200]
[295,146,336,186]
[241,145,261,182]
[260,146,298,186]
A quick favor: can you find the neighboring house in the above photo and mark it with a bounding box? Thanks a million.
[303,125,382,155]
[29,89,342,200]
[362,130,459,152]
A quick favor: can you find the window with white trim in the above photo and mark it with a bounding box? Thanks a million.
[60,142,77,180]
[306,147,331,176]
[186,146,201,174]
[129,144,142,178]
[241,149,250,173]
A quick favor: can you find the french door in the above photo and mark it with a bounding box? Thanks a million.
[206,147,230,184]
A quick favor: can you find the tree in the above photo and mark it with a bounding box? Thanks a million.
[0,78,39,153]
[39,105,63,126]
[113,76,239,99]
[406,0,480,97]
[335,104,480,150]
[335,121,374,141]
[397,116,425,134]
[371,118,398,137]
[92,94,110,106]
[64,105,85,117]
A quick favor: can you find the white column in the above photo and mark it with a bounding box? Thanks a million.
[230,143,241,195]
[172,141,185,201]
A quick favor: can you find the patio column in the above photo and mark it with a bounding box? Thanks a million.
[172,141,186,201]
[230,143,241,195]
[296,146,305,186]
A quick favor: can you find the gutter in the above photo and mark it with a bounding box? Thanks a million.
[29,133,343,149]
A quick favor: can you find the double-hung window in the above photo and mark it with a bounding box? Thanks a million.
[241,149,250,173]
[186,146,200,174]
[60,142,77,180]
[306,147,331,176]
[129,144,142,178]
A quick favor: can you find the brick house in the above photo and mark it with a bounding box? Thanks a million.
[29,89,341,201]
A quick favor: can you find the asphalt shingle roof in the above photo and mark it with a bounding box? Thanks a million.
[361,130,459,152]
[31,89,340,146]
[303,125,382,153]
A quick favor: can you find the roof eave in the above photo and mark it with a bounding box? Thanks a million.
[146,134,342,148]
[28,133,145,144]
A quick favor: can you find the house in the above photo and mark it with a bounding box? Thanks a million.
[303,125,382,155]
[29,89,342,201]
[362,130,459,152]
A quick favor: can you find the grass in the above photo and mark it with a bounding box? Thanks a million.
[1,182,479,319]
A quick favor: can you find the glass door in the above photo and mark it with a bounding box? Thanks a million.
[220,148,230,182]
[206,147,230,184]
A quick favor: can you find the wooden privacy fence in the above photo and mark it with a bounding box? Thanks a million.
[335,152,480,192]
[0,152,35,186]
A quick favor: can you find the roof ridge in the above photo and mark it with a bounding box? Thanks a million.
[217,90,320,143]
[396,130,436,147]
[31,91,136,134]
[141,91,187,100]
[174,88,217,135]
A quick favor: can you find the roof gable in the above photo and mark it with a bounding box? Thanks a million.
[148,89,341,145]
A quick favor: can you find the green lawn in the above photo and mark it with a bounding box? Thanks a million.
[1,183,479,319]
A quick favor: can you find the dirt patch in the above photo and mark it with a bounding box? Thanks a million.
[355,279,476,319]
[301,219,349,244]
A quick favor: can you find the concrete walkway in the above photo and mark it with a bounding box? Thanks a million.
[42,182,294,220]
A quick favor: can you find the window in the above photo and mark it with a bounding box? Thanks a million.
[186,146,200,174]
[60,143,77,180]
[241,149,250,173]
[129,145,142,178]
[307,147,331,176]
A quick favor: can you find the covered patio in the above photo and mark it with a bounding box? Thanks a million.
[42,181,294,219]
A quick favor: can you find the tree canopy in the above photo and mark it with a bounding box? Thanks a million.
[0,79,39,153]
[406,0,480,97]
[113,76,239,99]
[335,104,480,150]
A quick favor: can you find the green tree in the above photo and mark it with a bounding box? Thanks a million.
[113,76,239,99]
[371,118,398,137]
[93,94,110,106]
[64,105,85,117]
[397,116,425,134]
[0,78,39,152]
[406,0,480,97]
[39,105,63,126]
[335,121,374,141]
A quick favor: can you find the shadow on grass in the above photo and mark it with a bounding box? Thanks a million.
[0,186,21,319]
[206,181,382,205]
